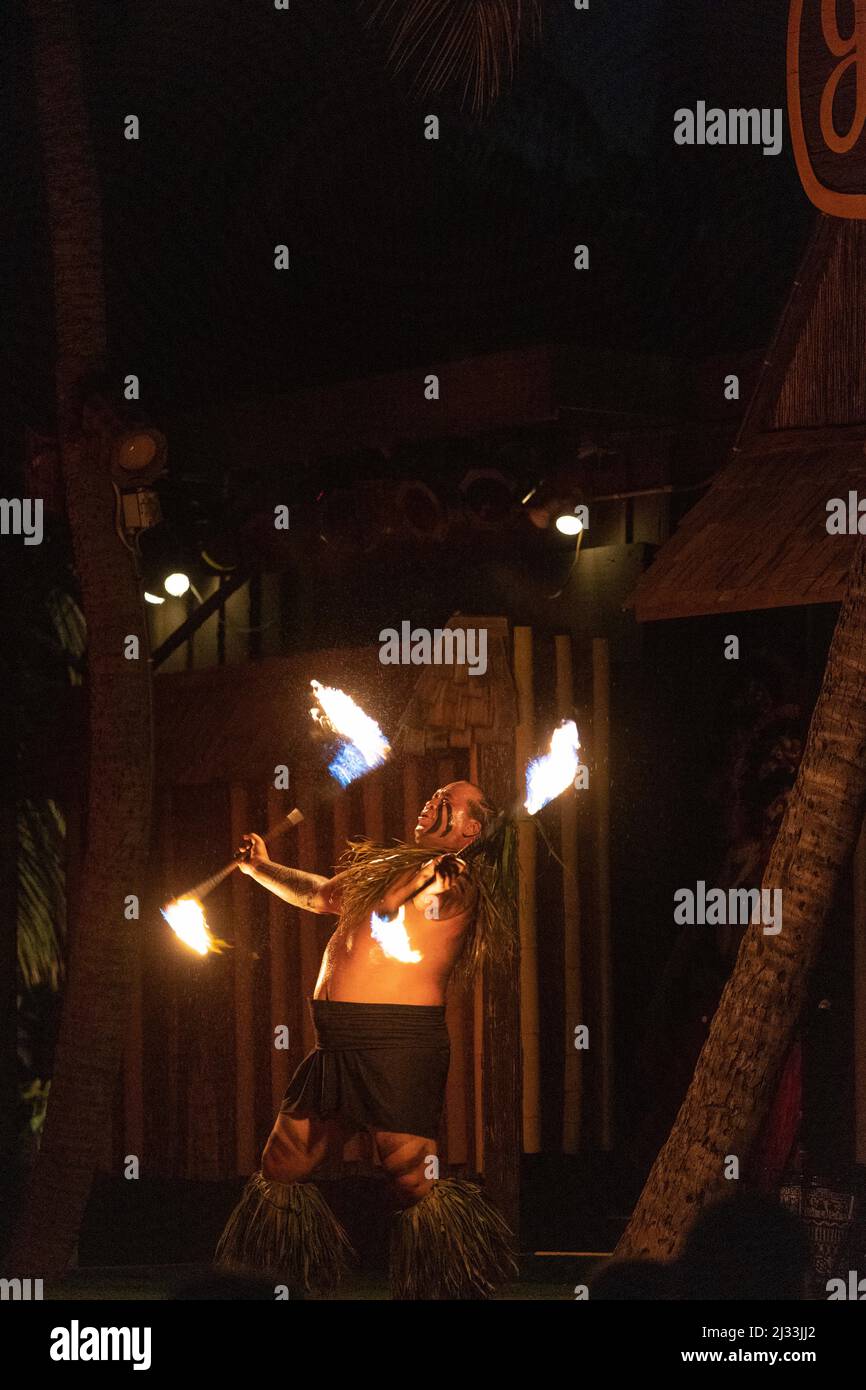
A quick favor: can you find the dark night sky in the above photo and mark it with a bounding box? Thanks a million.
[1,0,813,452]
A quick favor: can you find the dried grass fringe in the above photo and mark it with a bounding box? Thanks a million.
[337,827,518,986]
[390,1178,518,1299]
[214,1172,356,1293]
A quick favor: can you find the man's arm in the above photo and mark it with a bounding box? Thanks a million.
[250,861,335,912]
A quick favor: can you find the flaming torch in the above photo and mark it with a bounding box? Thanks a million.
[310,679,391,786]
[162,807,305,955]
[524,719,581,815]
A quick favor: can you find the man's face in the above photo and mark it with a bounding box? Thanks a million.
[414,782,484,852]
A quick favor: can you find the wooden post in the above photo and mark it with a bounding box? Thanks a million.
[470,740,485,1174]
[556,635,583,1152]
[514,626,540,1153]
[480,741,521,1235]
[230,785,256,1173]
[122,916,144,1170]
[592,637,614,1150]
[296,777,319,1054]
[854,818,866,1163]
[435,757,467,1166]
[267,786,293,1114]
[402,758,421,841]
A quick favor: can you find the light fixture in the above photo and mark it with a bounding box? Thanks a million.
[163,572,191,597]
[144,590,166,605]
[110,427,167,486]
[555,512,584,536]
[458,468,515,528]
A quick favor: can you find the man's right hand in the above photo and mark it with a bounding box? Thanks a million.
[236,832,268,876]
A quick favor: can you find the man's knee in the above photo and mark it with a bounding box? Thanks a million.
[261,1115,319,1183]
[378,1137,435,1207]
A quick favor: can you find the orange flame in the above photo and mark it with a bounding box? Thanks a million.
[162,896,227,956]
[370,907,423,963]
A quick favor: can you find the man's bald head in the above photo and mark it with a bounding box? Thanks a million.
[414,780,495,851]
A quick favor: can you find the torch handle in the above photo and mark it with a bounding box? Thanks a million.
[184,807,305,902]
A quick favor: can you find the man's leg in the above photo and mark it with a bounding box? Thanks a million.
[262,1108,351,1183]
[374,1127,518,1300]
[371,1129,437,1206]
[215,1107,357,1293]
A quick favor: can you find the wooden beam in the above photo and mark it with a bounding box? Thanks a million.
[150,569,249,670]
[514,626,540,1152]
[854,818,866,1165]
[267,786,293,1114]
[231,786,256,1174]
[592,638,614,1150]
[557,635,583,1153]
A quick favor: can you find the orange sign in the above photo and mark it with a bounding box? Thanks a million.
[788,0,866,216]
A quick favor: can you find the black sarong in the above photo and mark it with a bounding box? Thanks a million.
[280,999,450,1138]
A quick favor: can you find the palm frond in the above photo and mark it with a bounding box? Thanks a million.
[17,798,66,990]
[358,0,542,115]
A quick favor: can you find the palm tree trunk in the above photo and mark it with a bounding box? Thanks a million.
[6,0,152,1275]
[617,532,866,1261]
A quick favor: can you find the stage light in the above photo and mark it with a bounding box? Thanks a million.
[110,427,167,486]
[555,512,584,536]
[458,469,515,528]
[164,572,191,597]
[144,591,166,605]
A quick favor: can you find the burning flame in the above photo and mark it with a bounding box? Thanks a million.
[370,907,423,963]
[310,679,391,786]
[524,720,581,815]
[162,896,221,956]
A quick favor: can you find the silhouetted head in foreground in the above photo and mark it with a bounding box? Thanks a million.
[589,1258,677,1300]
[675,1191,809,1300]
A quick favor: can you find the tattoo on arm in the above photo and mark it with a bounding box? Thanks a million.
[254,862,328,912]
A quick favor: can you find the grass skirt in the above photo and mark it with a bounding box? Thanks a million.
[390,1177,518,1299]
[214,1172,355,1294]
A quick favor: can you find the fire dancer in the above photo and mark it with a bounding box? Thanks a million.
[214,781,518,1299]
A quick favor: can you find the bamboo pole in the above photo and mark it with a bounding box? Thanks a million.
[514,626,540,1152]
[556,635,583,1152]
[334,789,364,1165]
[403,758,421,841]
[438,756,468,1165]
[296,778,319,1054]
[267,786,293,1114]
[470,740,485,1174]
[592,637,613,1150]
[230,786,256,1173]
[122,912,144,1170]
[854,818,866,1164]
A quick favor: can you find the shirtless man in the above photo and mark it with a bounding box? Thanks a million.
[214,780,517,1299]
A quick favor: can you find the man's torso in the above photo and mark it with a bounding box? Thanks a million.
[313,870,476,1004]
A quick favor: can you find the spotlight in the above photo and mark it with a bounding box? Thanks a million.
[394,481,446,542]
[144,591,166,606]
[555,512,584,536]
[110,427,167,486]
[458,469,515,528]
[164,572,191,597]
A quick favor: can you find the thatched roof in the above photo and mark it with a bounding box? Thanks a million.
[396,615,517,753]
[629,428,866,620]
[630,217,866,621]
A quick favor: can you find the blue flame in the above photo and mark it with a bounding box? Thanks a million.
[328,741,375,787]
